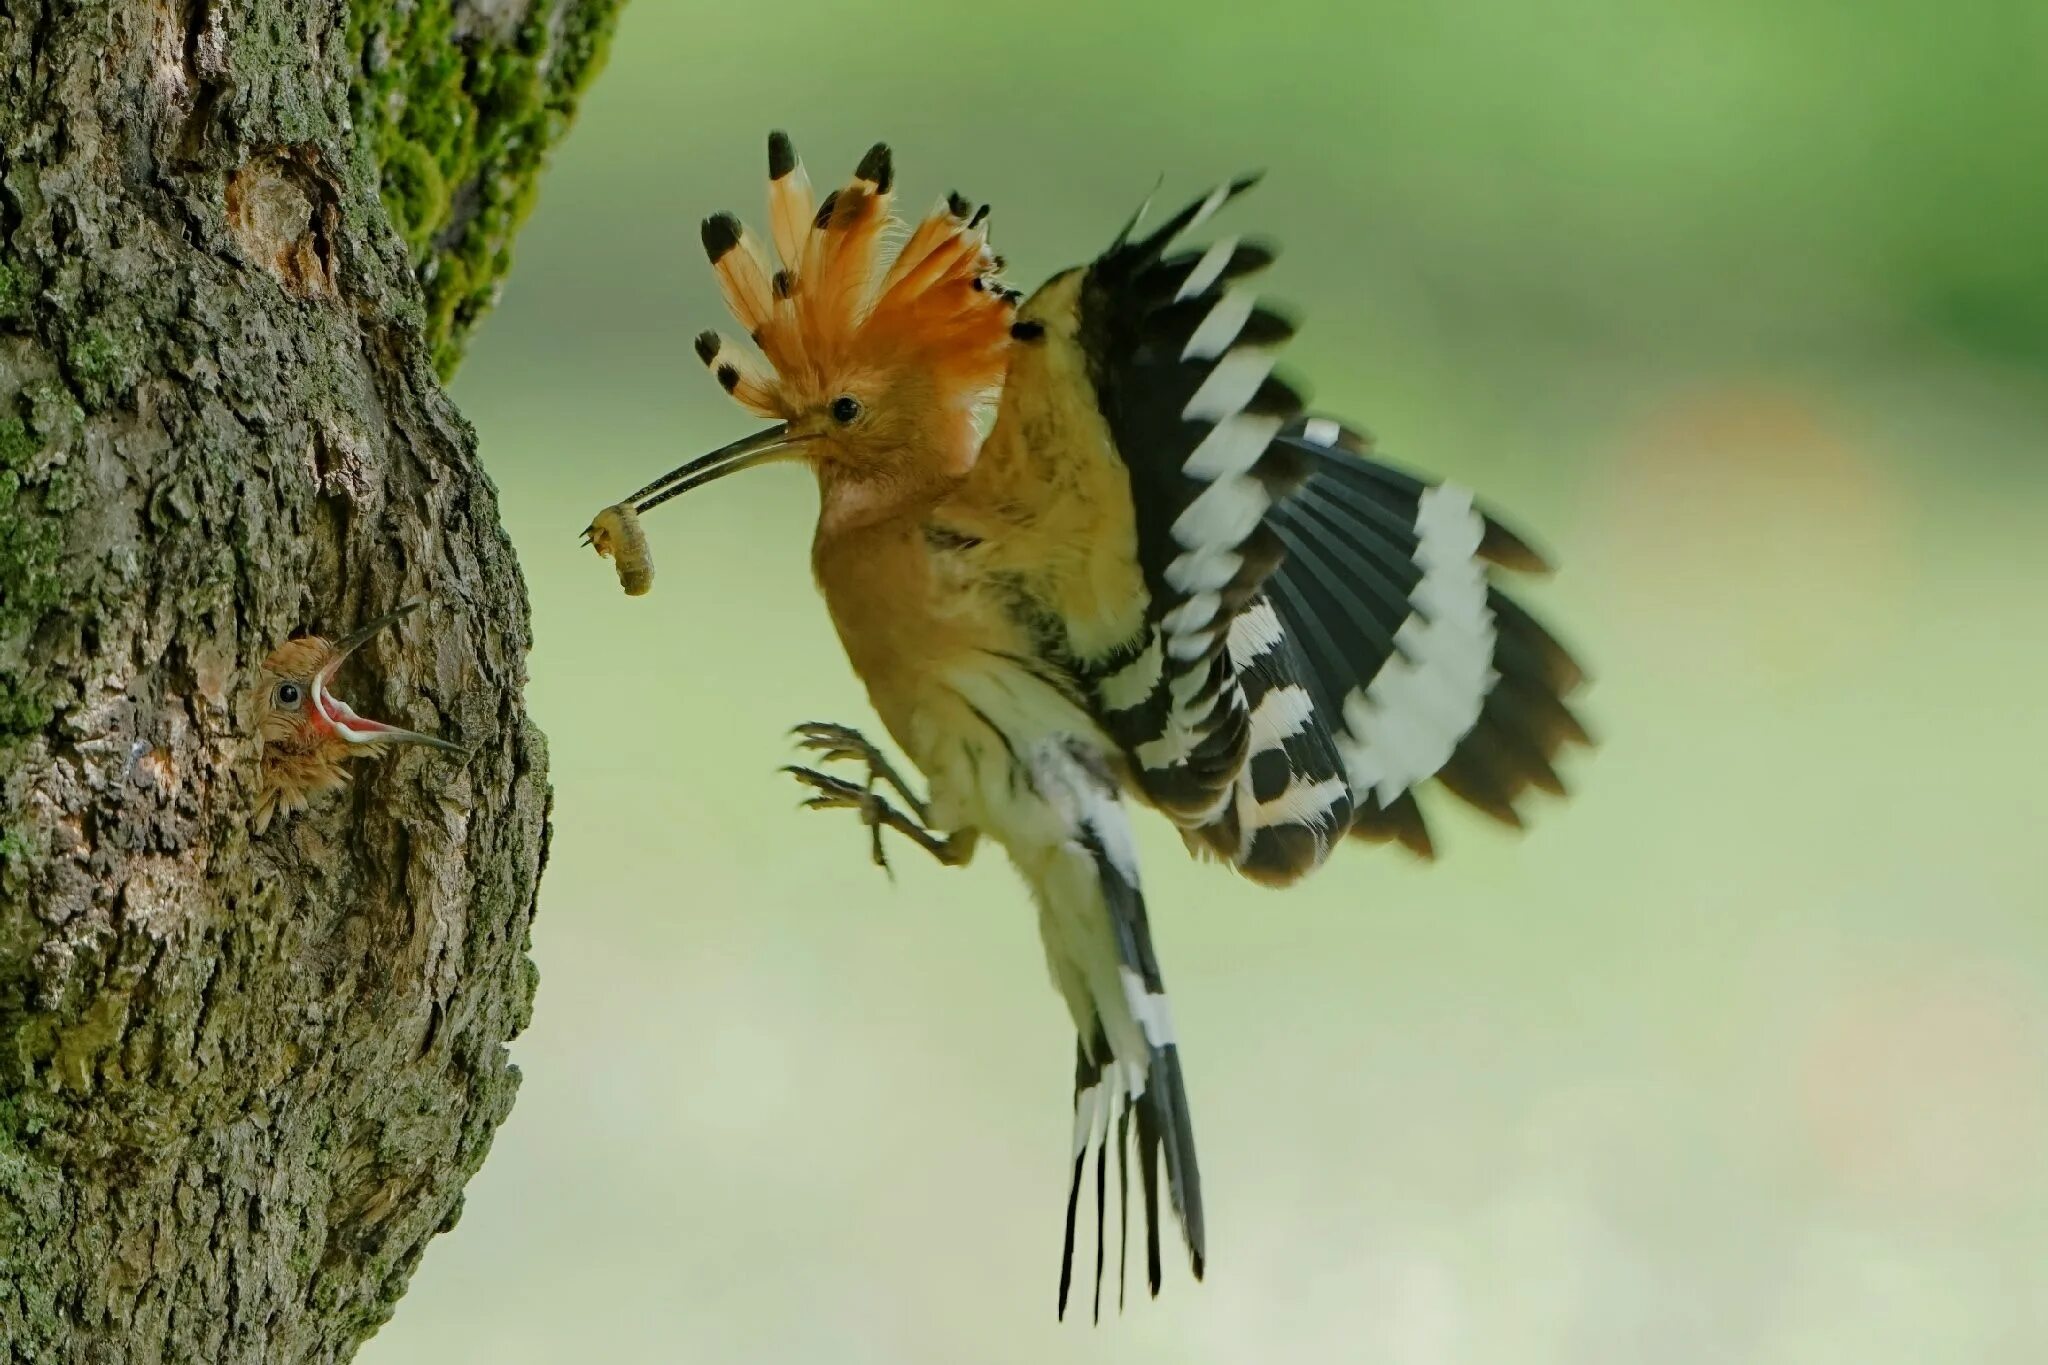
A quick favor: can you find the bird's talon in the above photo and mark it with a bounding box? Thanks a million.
[783,750,954,872]
[786,722,930,822]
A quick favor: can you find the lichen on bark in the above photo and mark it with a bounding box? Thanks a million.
[0,0,623,1359]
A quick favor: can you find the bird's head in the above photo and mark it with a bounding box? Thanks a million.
[620,133,1016,529]
[252,600,463,830]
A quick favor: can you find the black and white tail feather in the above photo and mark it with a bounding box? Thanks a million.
[1024,740,1202,1322]
[1073,178,1589,884]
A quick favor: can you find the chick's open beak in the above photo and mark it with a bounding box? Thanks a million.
[312,599,465,752]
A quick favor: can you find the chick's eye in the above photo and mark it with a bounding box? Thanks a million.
[830,395,862,424]
[274,682,301,706]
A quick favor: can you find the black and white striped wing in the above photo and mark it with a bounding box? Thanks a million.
[1189,592,1358,883]
[1067,180,1588,882]
[1170,423,1587,880]
[1070,177,1323,828]
[1260,417,1590,860]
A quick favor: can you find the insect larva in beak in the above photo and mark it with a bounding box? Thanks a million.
[584,503,654,596]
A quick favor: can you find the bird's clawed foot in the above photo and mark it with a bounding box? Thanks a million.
[790,722,929,818]
[784,722,972,873]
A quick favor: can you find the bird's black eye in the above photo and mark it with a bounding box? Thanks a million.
[830,395,863,424]
[274,682,301,706]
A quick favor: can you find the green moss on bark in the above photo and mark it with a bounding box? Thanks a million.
[0,413,62,740]
[0,265,28,326]
[61,320,142,412]
[0,1072,64,1350]
[346,0,622,378]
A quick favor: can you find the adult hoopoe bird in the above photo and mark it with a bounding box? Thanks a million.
[599,134,1589,1318]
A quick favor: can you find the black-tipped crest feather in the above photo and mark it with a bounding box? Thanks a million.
[767,129,796,179]
[855,141,893,192]
[700,213,741,263]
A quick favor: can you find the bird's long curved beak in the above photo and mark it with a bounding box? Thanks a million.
[320,600,426,672]
[312,600,465,752]
[621,423,805,516]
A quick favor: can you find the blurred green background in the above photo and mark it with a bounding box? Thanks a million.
[365,1,2048,1360]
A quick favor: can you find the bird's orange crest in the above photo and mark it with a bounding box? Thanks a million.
[694,133,1016,427]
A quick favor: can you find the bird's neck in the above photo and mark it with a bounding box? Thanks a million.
[810,423,976,539]
[807,505,954,760]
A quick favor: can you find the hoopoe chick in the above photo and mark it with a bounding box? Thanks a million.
[603,134,1590,1320]
[252,599,463,832]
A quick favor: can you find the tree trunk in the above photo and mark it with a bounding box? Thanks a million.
[0,1,621,1358]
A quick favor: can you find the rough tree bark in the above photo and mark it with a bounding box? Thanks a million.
[0,1,622,1359]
